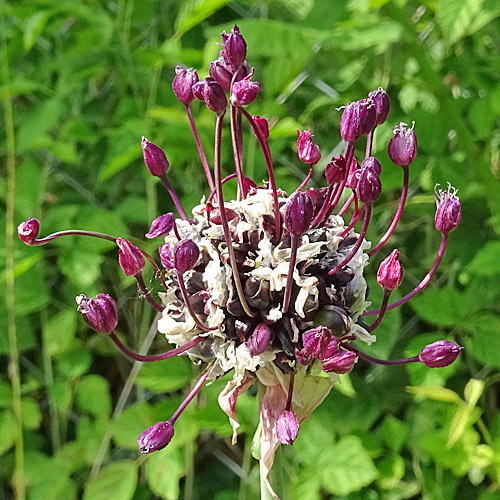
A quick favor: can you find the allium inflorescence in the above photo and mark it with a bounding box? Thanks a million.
[18,24,463,498]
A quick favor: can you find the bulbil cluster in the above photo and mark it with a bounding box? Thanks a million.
[18,24,462,494]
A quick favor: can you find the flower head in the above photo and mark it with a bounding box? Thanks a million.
[137,421,175,454]
[174,239,200,274]
[283,191,314,235]
[340,99,376,142]
[75,293,117,334]
[117,238,145,276]
[276,410,300,445]
[145,213,175,239]
[388,122,417,166]
[419,340,461,368]
[297,130,321,165]
[172,66,199,105]
[435,184,461,234]
[368,87,390,126]
[17,217,40,245]
[377,249,403,291]
[221,24,247,67]
[142,137,169,177]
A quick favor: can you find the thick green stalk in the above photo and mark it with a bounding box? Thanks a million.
[2,20,25,500]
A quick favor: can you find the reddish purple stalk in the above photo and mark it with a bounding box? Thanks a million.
[282,234,299,314]
[159,173,188,220]
[368,165,409,257]
[339,199,364,238]
[367,290,391,332]
[214,114,255,317]
[184,103,215,192]
[342,343,419,366]
[329,204,372,276]
[230,104,246,199]
[109,332,203,362]
[135,274,164,312]
[364,233,448,316]
[295,165,313,193]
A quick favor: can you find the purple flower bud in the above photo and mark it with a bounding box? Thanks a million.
[356,164,382,204]
[172,66,199,105]
[321,350,357,374]
[276,410,300,445]
[221,24,247,67]
[231,71,262,106]
[174,239,200,274]
[377,249,403,291]
[387,122,417,166]
[361,156,381,175]
[340,99,376,142]
[137,420,174,454]
[246,323,272,356]
[209,54,234,92]
[368,87,390,126]
[297,130,321,165]
[252,115,269,140]
[17,217,40,245]
[116,238,145,276]
[283,192,314,236]
[346,158,361,189]
[159,242,174,270]
[302,326,335,359]
[325,155,347,185]
[142,137,169,177]
[419,340,461,368]
[145,213,175,239]
[435,184,461,235]
[193,78,227,116]
[75,293,118,334]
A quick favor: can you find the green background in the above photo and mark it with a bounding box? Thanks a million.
[2,0,500,499]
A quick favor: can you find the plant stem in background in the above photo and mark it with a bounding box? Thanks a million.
[2,25,26,500]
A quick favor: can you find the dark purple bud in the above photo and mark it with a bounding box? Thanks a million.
[246,323,272,356]
[174,239,200,274]
[172,66,199,105]
[283,192,314,236]
[116,238,145,276]
[346,158,361,189]
[387,122,417,166]
[435,184,461,235]
[137,420,174,454]
[252,115,269,140]
[321,350,357,374]
[419,340,461,368]
[193,79,227,116]
[142,137,169,177]
[325,155,347,185]
[209,54,234,92]
[368,87,390,126]
[145,213,175,239]
[297,130,321,165]
[276,410,300,445]
[301,326,335,359]
[75,293,118,334]
[230,71,262,106]
[356,164,382,204]
[313,306,351,337]
[17,217,40,245]
[361,156,381,175]
[377,249,403,291]
[340,99,376,142]
[221,24,247,67]
[158,242,174,270]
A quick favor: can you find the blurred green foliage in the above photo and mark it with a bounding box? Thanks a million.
[2,0,500,499]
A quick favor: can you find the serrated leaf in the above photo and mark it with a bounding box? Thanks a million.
[465,314,500,368]
[406,385,461,403]
[145,446,185,500]
[135,355,191,393]
[44,309,77,356]
[83,460,137,500]
[76,375,111,417]
[467,241,500,276]
[320,436,378,495]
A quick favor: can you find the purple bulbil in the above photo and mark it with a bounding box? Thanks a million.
[75,293,118,334]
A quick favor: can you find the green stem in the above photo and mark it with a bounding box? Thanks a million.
[2,16,26,500]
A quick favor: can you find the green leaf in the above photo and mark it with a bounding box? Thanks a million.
[30,475,77,500]
[17,98,65,152]
[21,398,42,430]
[175,0,232,35]
[76,375,111,417]
[376,455,405,490]
[56,341,92,378]
[145,446,186,500]
[406,385,461,404]
[320,436,378,495]
[59,251,104,288]
[379,416,408,454]
[113,402,154,450]
[447,406,472,448]
[44,309,77,357]
[83,460,137,500]
[467,241,500,276]
[465,314,500,368]
[135,355,191,393]
[0,380,12,408]
[464,379,484,408]
[98,144,142,182]
[23,11,50,52]
[0,411,15,455]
